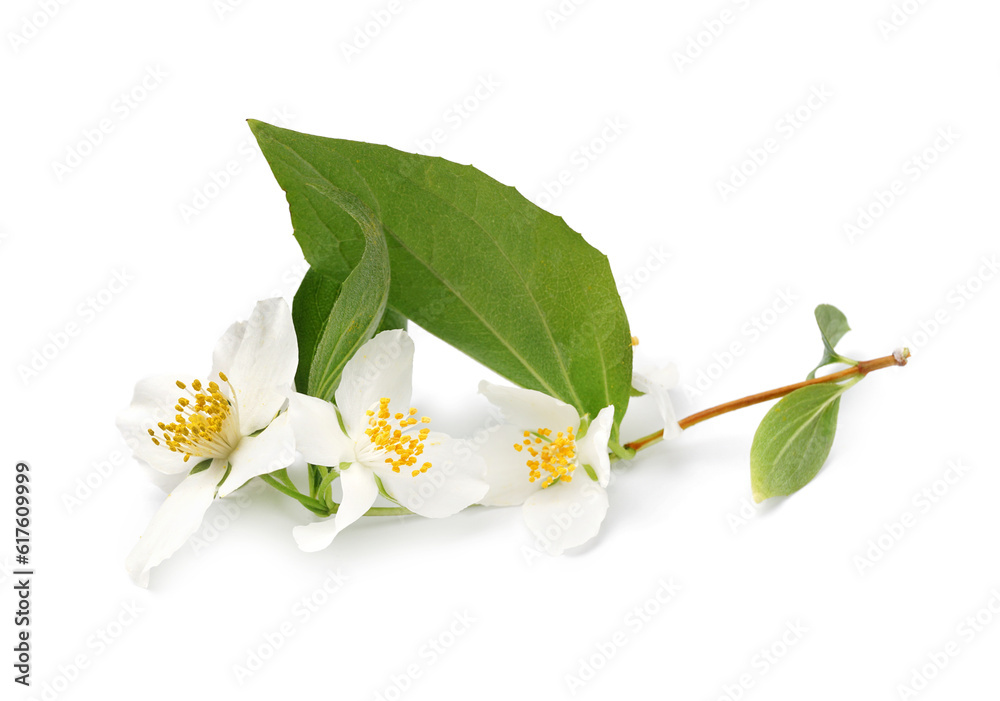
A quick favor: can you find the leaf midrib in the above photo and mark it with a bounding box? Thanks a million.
[769,387,843,466]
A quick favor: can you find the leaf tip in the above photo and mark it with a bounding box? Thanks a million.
[246,118,274,140]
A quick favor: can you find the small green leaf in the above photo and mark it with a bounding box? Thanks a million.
[290,180,391,402]
[372,472,399,506]
[815,304,851,354]
[750,383,851,502]
[249,120,633,429]
[807,304,855,379]
[188,459,213,475]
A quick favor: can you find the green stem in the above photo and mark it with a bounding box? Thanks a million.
[261,471,415,518]
[608,439,636,461]
[316,464,343,511]
[260,474,330,516]
[272,468,299,491]
[307,464,321,498]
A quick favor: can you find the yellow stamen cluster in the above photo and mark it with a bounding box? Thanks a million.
[364,398,433,477]
[147,373,236,462]
[517,426,577,488]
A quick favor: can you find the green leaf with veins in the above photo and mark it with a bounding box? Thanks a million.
[750,382,852,502]
[250,120,633,429]
[807,304,855,379]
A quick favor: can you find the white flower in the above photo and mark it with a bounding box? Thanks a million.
[287,329,488,552]
[477,381,616,555]
[632,364,682,440]
[117,298,297,587]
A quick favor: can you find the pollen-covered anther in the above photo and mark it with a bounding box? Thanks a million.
[148,372,239,463]
[364,398,433,476]
[516,425,577,488]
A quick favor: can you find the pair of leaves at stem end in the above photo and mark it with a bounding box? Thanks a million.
[750,304,861,503]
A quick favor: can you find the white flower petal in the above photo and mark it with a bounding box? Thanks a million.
[335,330,414,440]
[286,392,355,467]
[292,463,377,552]
[577,405,615,488]
[477,423,543,506]
[212,319,247,376]
[125,459,227,587]
[117,374,198,475]
[633,365,683,440]
[478,381,580,435]
[211,298,298,435]
[376,436,488,517]
[522,478,609,556]
[217,412,295,498]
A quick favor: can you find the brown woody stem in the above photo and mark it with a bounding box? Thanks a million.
[623,349,910,453]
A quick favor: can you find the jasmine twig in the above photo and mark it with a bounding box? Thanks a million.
[622,349,909,453]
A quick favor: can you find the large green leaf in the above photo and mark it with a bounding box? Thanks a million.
[291,181,391,402]
[249,120,633,427]
[750,383,849,502]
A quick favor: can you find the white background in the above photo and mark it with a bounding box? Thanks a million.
[2,1,998,699]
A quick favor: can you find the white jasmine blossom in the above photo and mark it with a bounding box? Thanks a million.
[117,298,297,586]
[477,381,616,555]
[287,330,488,552]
